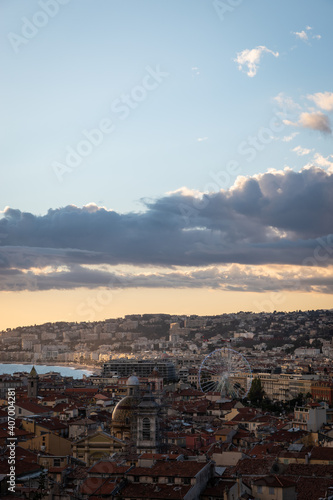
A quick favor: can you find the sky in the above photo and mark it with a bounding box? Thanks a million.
[0,0,332,329]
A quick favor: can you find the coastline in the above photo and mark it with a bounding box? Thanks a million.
[0,361,101,372]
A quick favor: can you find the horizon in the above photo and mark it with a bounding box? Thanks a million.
[1,306,331,332]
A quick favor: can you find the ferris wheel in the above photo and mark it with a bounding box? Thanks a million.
[198,347,252,400]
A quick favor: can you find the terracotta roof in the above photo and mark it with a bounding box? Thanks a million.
[88,460,130,475]
[67,465,89,479]
[0,427,32,439]
[0,457,42,477]
[310,446,333,462]
[202,479,236,496]
[230,409,260,423]
[249,444,284,458]
[65,388,99,394]
[234,457,276,476]
[118,483,192,499]
[139,453,181,460]
[129,460,210,478]
[34,417,68,430]
[266,429,309,443]
[253,475,296,488]
[283,463,333,478]
[296,477,333,500]
[80,477,117,495]
[16,401,51,414]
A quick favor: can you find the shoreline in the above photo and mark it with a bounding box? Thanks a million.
[0,361,101,372]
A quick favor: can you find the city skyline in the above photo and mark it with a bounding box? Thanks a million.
[1,0,332,330]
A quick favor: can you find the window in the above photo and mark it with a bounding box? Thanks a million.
[134,476,139,483]
[142,417,151,440]
[168,477,174,484]
[153,477,158,483]
[184,478,190,485]
[269,487,274,494]
[257,485,263,493]
[54,459,61,467]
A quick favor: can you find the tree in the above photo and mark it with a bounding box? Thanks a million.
[248,378,265,407]
[31,472,47,500]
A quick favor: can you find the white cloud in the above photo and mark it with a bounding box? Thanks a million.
[234,45,279,77]
[197,137,208,142]
[307,92,333,112]
[282,132,299,142]
[273,93,301,124]
[292,146,313,156]
[283,119,298,127]
[293,30,308,41]
[312,153,333,171]
[292,27,321,43]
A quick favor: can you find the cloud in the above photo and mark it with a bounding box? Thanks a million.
[234,46,279,77]
[307,92,333,112]
[292,146,313,156]
[293,30,308,41]
[1,165,333,294]
[299,112,331,134]
[292,27,321,43]
[197,137,208,142]
[310,153,333,172]
[282,132,299,142]
[0,263,331,294]
[283,111,332,134]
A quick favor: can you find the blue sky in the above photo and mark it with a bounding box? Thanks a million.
[0,0,332,328]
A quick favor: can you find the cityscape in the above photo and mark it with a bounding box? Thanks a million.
[0,309,332,498]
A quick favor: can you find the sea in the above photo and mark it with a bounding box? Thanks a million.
[0,363,93,379]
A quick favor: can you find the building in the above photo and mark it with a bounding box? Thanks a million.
[311,381,333,404]
[251,476,297,500]
[111,375,141,442]
[136,392,161,454]
[72,429,124,465]
[27,366,39,398]
[111,375,161,454]
[103,359,177,381]
[293,403,327,432]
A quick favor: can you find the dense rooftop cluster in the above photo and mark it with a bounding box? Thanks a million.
[0,309,332,498]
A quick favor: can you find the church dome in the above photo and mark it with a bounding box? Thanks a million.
[126,374,139,386]
[112,395,140,424]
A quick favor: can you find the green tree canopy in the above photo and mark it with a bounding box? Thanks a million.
[248,378,265,406]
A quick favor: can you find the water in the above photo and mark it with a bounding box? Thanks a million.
[0,363,93,379]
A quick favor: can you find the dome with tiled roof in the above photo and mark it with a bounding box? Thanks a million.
[112,395,141,424]
[112,374,141,427]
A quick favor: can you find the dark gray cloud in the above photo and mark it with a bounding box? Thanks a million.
[0,166,332,291]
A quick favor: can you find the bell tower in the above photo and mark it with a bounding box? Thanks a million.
[28,366,39,398]
[136,389,160,454]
